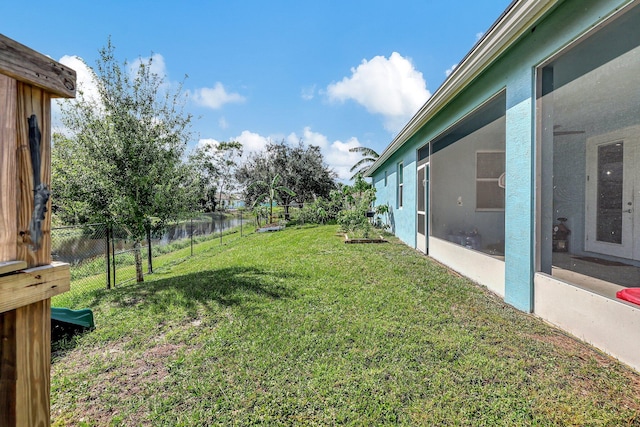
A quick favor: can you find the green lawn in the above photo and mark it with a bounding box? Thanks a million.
[51,225,640,426]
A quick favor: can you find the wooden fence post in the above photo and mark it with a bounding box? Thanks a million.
[0,34,75,427]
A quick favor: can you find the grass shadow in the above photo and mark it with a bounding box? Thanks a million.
[51,322,95,361]
[87,266,296,314]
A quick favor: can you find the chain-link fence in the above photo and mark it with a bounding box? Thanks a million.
[51,211,253,309]
[51,223,109,297]
[49,206,314,311]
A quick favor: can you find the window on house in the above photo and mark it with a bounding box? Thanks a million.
[397,162,404,208]
[476,151,505,210]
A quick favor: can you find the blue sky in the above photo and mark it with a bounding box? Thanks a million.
[1,0,511,180]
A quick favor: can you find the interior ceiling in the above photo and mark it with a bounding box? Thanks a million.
[550,5,639,139]
[552,48,639,139]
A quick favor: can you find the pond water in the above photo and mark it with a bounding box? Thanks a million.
[52,216,248,265]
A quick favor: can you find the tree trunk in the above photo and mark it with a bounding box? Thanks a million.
[134,240,144,282]
[269,200,274,224]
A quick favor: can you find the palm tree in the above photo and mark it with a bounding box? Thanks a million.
[349,146,379,180]
[250,174,296,224]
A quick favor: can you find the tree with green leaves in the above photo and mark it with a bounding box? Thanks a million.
[337,174,377,238]
[349,146,379,180]
[53,39,195,282]
[250,174,296,224]
[236,140,336,217]
[189,141,243,212]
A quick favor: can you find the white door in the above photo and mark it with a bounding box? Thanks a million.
[585,127,640,260]
[416,163,428,253]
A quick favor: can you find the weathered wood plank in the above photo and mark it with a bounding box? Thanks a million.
[16,83,51,268]
[15,300,50,427]
[0,263,70,314]
[0,310,17,427]
[0,75,17,263]
[0,34,75,98]
[0,261,27,276]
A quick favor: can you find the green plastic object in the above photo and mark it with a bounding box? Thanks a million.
[51,307,95,329]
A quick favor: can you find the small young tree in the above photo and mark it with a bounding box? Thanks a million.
[337,174,377,238]
[250,174,295,224]
[54,39,195,282]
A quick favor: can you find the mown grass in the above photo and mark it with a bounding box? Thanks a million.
[51,225,640,426]
[52,227,251,309]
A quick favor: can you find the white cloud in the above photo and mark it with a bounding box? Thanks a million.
[326,52,430,133]
[53,55,101,131]
[190,82,245,109]
[129,53,168,80]
[233,130,269,154]
[445,63,458,77]
[301,85,316,100]
[286,127,364,181]
[197,138,220,149]
[220,127,363,181]
[218,117,229,129]
[286,126,329,149]
[324,137,364,181]
[58,55,100,104]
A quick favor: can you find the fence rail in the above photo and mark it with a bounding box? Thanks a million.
[50,211,253,307]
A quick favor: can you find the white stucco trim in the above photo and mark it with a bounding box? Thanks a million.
[534,273,640,372]
[366,0,559,177]
[429,237,505,297]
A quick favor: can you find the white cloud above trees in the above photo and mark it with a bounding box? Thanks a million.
[129,53,168,81]
[286,126,329,149]
[190,82,245,109]
[59,52,369,182]
[232,130,270,154]
[326,52,430,133]
[287,127,364,181]
[197,138,220,149]
[215,126,364,182]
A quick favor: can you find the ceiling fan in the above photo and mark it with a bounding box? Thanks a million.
[553,125,585,136]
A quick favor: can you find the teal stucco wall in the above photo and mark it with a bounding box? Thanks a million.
[370,0,633,312]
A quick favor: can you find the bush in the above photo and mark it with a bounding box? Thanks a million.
[335,175,377,238]
[297,197,340,225]
[337,209,374,238]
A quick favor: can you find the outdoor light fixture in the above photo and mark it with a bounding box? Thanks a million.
[553,217,570,252]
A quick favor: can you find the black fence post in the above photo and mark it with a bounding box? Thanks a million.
[190,217,194,256]
[147,226,153,274]
[105,224,111,289]
[240,210,243,237]
[111,226,116,287]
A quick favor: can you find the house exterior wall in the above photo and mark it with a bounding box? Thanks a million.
[501,0,633,311]
[373,0,632,296]
[374,151,418,248]
[371,0,637,366]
